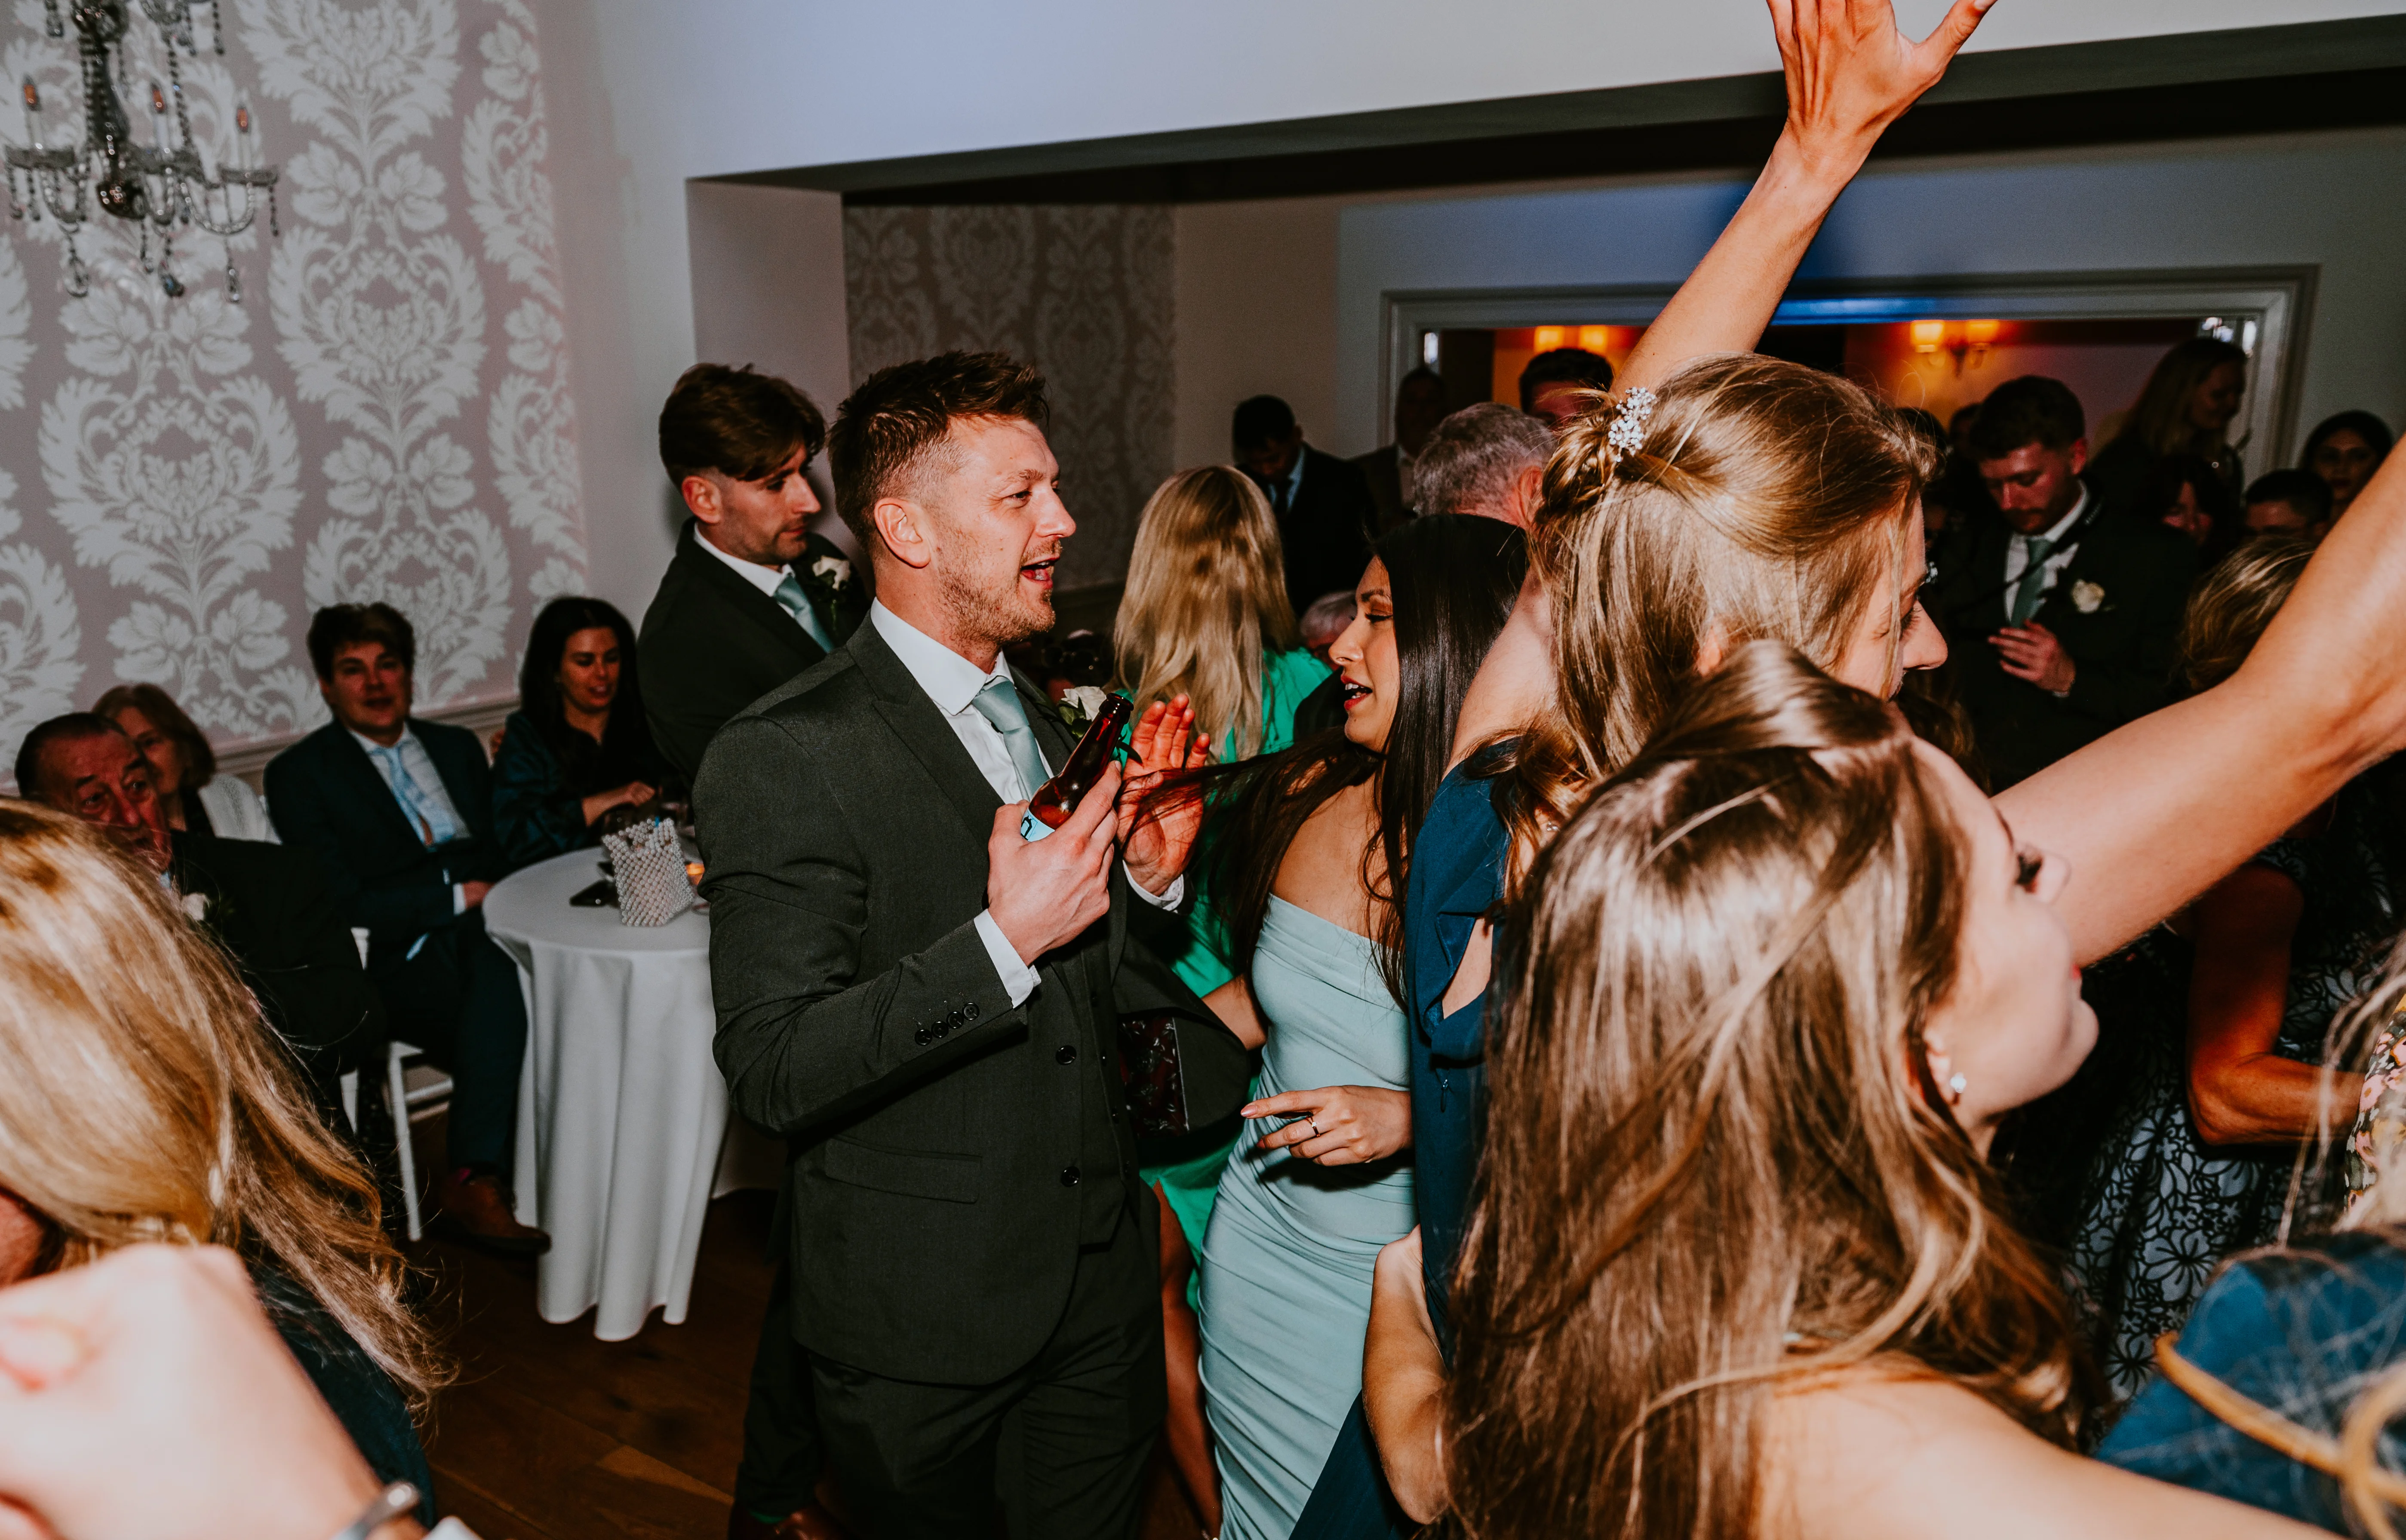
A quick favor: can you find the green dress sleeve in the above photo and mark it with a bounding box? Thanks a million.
[1257,647,1334,757]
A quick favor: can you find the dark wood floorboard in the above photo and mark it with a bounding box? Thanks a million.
[407,1123,1204,1539]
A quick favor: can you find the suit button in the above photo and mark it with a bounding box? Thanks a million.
[1055,1045,1077,1065]
[1060,1165,1081,1186]
[913,1027,931,1046]
[966,1002,980,1020]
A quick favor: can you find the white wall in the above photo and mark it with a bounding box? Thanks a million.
[550,3,2406,614]
[1335,129,2406,462]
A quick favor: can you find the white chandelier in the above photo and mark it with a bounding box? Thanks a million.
[2,0,278,301]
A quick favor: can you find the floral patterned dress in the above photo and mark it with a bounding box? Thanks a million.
[2061,783,2398,1409]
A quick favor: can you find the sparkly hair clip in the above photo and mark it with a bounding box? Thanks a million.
[1603,387,1658,464]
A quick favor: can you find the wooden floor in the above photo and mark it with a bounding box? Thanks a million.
[407,1129,1208,1540]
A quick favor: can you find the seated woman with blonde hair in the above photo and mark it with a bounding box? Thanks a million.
[1432,643,2319,1539]
[0,802,446,1522]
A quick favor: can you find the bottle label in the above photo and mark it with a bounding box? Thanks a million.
[1020,809,1053,842]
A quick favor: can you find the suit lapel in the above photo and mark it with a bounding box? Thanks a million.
[676,522,826,670]
[800,534,867,646]
[848,623,1006,846]
[326,727,429,853]
[1016,672,1069,778]
[417,723,490,843]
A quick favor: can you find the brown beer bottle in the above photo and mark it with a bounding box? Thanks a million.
[1022,693,1132,839]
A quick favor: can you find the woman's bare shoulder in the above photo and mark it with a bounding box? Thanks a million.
[1271,780,1380,938]
[1768,1370,2318,1540]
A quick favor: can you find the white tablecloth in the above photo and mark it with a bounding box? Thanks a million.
[484,847,777,1341]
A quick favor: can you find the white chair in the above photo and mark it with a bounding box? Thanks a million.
[385,1040,454,1242]
[340,928,456,1242]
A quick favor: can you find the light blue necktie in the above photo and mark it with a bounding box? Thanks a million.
[369,743,455,847]
[2010,534,2056,625]
[969,677,1053,801]
[772,570,838,653]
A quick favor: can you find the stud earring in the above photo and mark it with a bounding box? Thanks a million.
[1947,1072,1968,1102]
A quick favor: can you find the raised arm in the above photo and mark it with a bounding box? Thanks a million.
[1453,0,1992,767]
[2001,446,2406,963]
[1615,0,1996,393]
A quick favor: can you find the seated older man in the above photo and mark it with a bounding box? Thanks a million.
[13,713,386,1121]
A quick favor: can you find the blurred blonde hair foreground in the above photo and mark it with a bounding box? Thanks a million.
[0,801,445,1412]
[1114,464,1300,761]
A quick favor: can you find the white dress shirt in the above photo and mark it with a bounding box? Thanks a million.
[349,725,471,918]
[693,526,793,601]
[2000,488,2090,619]
[868,601,1179,1006]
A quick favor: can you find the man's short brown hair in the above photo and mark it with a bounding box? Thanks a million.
[306,603,415,681]
[827,352,1049,545]
[658,363,828,485]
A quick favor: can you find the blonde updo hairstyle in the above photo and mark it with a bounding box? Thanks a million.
[1493,354,1938,876]
[0,802,445,1411]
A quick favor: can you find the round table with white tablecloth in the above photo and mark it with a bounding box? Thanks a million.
[482,846,779,1341]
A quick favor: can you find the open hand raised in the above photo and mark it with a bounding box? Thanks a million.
[1119,695,1212,897]
[1770,0,1997,165]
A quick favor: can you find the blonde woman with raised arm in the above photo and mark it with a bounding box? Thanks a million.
[1346,0,2406,1528]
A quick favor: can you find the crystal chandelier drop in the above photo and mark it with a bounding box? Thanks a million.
[2,0,279,302]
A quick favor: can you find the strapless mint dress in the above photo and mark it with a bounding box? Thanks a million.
[1198,896,1413,1540]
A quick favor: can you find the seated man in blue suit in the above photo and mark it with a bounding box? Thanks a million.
[267,602,549,1257]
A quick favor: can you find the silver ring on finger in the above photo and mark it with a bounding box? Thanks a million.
[1306,1117,1322,1139]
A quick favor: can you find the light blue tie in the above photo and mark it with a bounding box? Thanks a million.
[969,678,1053,801]
[771,570,838,654]
[2011,534,2056,625]
[369,744,453,847]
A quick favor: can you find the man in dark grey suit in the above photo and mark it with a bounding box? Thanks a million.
[697,351,1208,1538]
[639,364,869,786]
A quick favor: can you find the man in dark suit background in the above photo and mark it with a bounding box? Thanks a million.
[699,351,1211,1538]
[1351,365,1448,533]
[1233,394,1380,620]
[16,713,385,1121]
[639,364,870,785]
[266,604,548,1255]
[1931,375,2199,789]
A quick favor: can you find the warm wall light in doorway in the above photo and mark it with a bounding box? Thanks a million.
[1910,318,2002,374]
[1533,325,1565,350]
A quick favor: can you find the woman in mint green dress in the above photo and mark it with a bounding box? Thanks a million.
[1192,515,1525,1538]
[1115,463,1330,1531]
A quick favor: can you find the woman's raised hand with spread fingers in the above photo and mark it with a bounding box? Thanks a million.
[1616,0,1997,394]
[1770,0,1997,171]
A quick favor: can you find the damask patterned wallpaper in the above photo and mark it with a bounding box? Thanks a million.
[0,0,585,765]
[844,205,1174,591]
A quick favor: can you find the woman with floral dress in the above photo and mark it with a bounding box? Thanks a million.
[2051,540,2403,1411]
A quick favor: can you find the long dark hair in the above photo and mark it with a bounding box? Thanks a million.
[1199,515,1526,1004]
[518,597,652,786]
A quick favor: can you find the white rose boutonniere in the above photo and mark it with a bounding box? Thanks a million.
[1058,685,1112,730]
[810,554,851,592]
[2069,580,2106,614]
